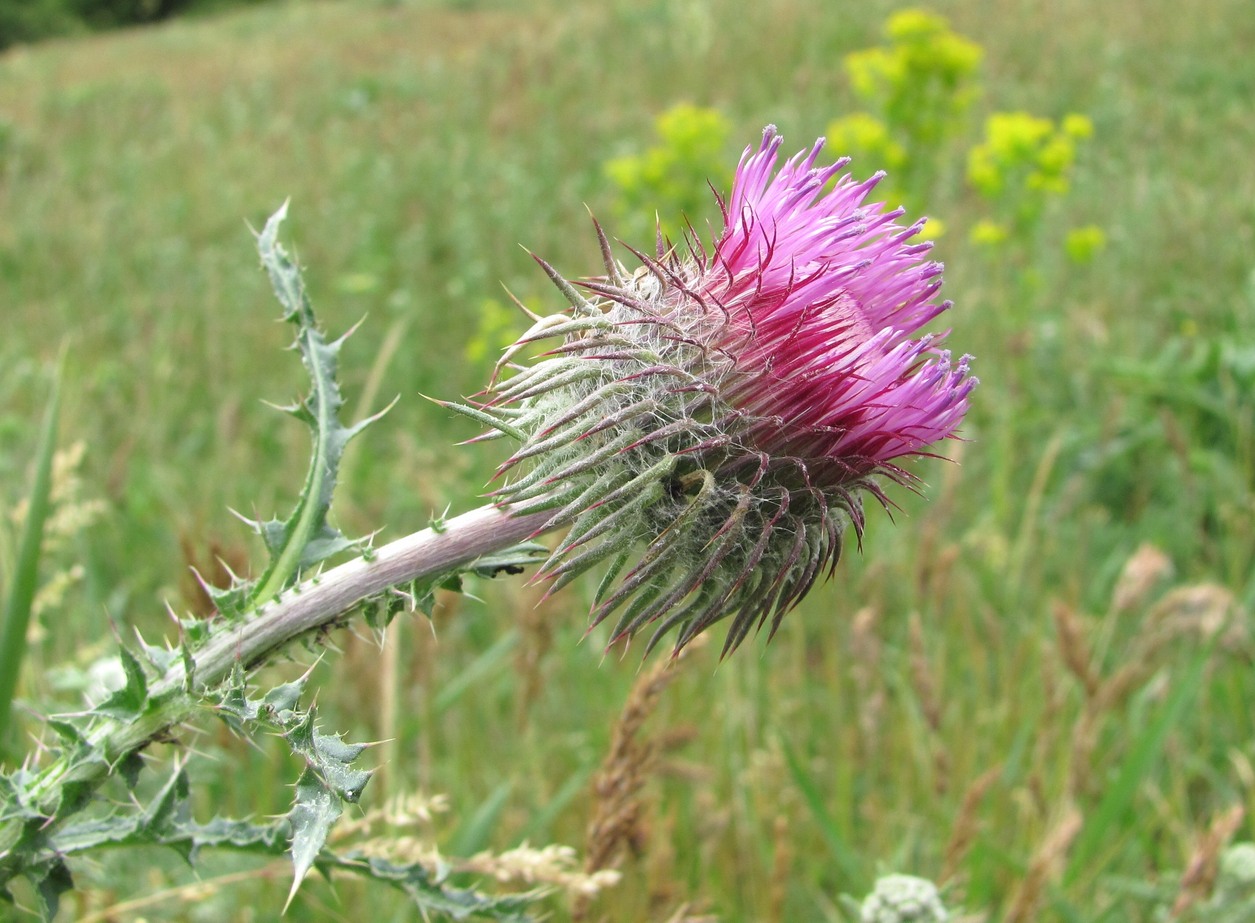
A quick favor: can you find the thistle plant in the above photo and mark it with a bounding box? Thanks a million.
[460,125,974,655]
[0,127,973,918]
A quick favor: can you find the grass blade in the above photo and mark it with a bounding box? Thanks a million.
[447,781,515,858]
[0,355,63,754]
[1064,644,1211,882]
[782,737,863,888]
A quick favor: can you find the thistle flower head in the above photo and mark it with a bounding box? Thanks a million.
[462,126,976,656]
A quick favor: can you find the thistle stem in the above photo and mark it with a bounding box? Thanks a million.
[191,505,550,682]
[0,505,551,865]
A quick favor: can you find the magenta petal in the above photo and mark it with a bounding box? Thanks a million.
[697,127,974,473]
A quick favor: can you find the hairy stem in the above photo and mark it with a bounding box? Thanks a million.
[195,505,548,679]
[0,505,551,861]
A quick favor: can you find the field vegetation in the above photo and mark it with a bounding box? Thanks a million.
[2,0,1254,919]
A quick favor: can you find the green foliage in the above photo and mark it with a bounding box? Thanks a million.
[1064,224,1108,265]
[1082,327,1255,569]
[0,0,84,49]
[1,0,1253,918]
[1113,841,1255,921]
[603,102,732,242]
[1066,645,1211,880]
[825,111,908,175]
[231,203,384,612]
[0,357,60,755]
[0,211,549,921]
[967,110,1094,242]
[826,8,981,223]
[463,295,548,376]
[0,0,275,50]
[843,9,982,151]
[826,9,1096,256]
[782,739,862,884]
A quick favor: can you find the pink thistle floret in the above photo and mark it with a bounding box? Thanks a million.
[708,126,974,478]
[459,126,976,656]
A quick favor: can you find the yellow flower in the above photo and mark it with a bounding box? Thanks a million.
[970,219,1008,246]
[1064,225,1107,264]
[825,112,908,172]
[1063,113,1094,139]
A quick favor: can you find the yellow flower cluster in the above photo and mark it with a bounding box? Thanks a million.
[606,10,1100,264]
[843,9,983,148]
[826,9,984,239]
[825,111,908,174]
[966,111,1095,248]
[967,111,1092,199]
[603,103,732,241]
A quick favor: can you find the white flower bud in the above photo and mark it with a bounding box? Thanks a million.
[859,874,949,923]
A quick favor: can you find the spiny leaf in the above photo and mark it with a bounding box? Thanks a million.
[465,542,550,580]
[136,633,182,674]
[140,763,191,843]
[212,663,260,731]
[182,814,290,861]
[44,762,290,872]
[202,581,250,621]
[287,765,342,909]
[312,733,369,785]
[32,770,542,922]
[33,858,72,920]
[91,647,149,722]
[0,780,74,918]
[332,853,540,921]
[118,752,144,791]
[243,204,381,611]
[282,709,372,804]
[44,717,88,751]
[203,667,375,905]
[209,670,375,802]
[0,771,41,824]
[262,676,307,714]
[405,542,549,619]
[177,614,214,648]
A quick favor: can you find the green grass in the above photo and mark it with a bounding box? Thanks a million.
[2,0,1254,919]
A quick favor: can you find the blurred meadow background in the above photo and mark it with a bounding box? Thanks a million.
[2,0,1255,919]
